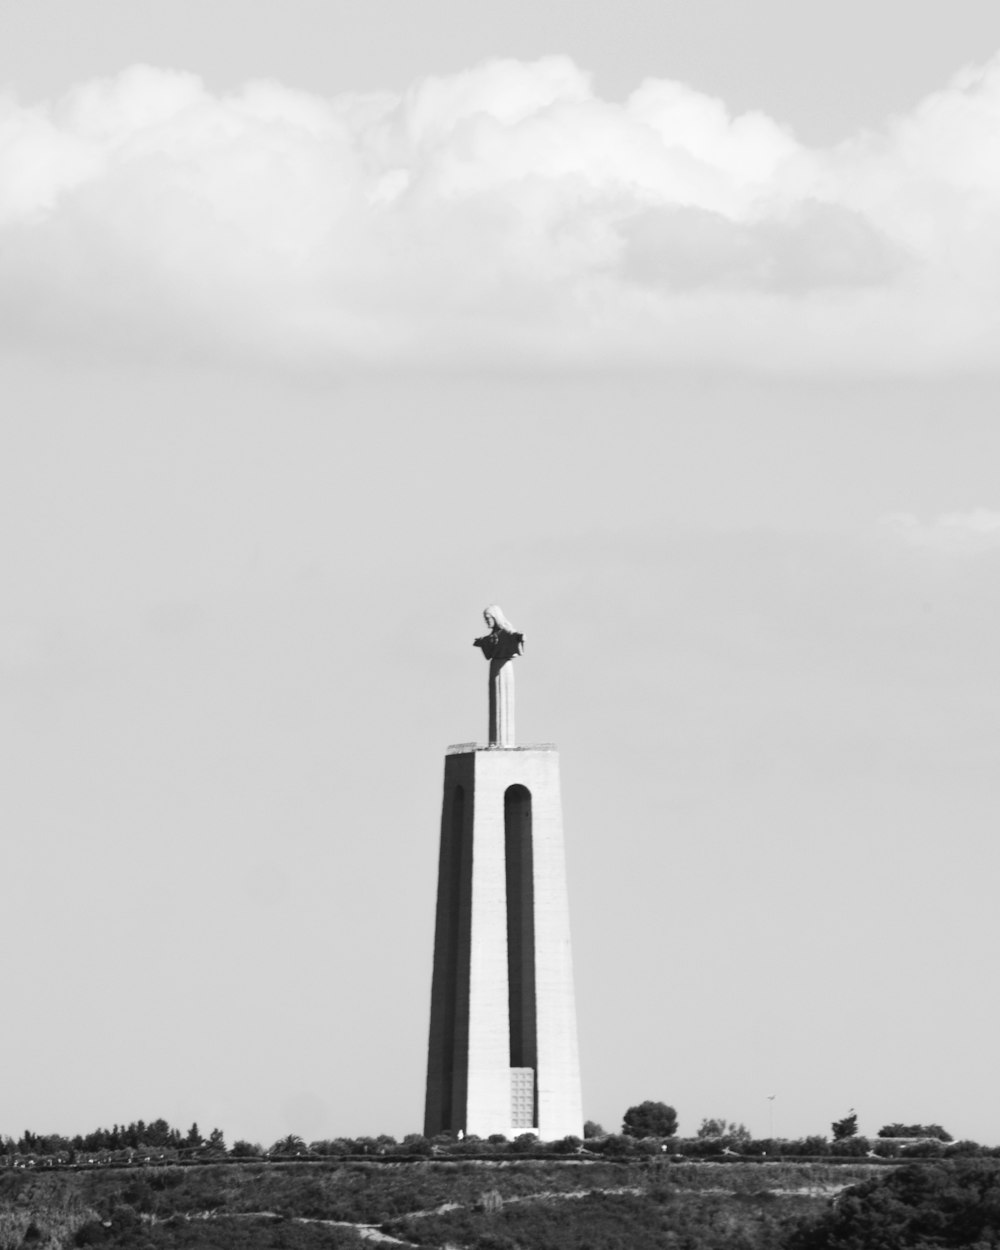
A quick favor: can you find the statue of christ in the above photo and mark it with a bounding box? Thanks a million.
[473,604,523,747]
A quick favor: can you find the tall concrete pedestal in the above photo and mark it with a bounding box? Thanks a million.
[424,743,583,1142]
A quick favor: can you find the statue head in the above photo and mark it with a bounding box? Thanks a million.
[483,604,516,633]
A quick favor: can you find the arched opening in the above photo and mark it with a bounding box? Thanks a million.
[505,784,537,1128]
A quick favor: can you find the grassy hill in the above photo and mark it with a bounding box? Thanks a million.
[0,1157,888,1249]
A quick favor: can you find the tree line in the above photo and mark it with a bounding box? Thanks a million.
[3,1120,224,1159]
[0,1104,971,1164]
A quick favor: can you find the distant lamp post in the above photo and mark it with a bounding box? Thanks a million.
[767,1095,776,1139]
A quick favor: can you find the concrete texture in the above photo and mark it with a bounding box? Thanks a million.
[424,745,583,1141]
[489,663,515,747]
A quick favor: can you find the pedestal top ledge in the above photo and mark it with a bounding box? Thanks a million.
[446,742,558,755]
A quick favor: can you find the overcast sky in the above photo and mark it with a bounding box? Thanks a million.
[3,1,1000,1149]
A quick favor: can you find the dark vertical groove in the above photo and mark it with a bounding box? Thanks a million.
[505,784,537,1124]
[440,783,465,1130]
[426,769,472,1137]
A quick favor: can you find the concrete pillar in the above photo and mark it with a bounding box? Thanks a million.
[424,744,583,1142]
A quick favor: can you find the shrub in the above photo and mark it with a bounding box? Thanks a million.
[696,1119,751,1144]
[677,1136,724,1157]
[73,1224,107,1247]
[877,1123,953,1142]
[829,1135,871,1157]
[589,1134,634,1156]
[900,1139,945,1158]
[788,1160,1000,1249]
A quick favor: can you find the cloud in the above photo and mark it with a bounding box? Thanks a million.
[3,53,1000,372]
[883,510,1000,554]
[620,200,903,293]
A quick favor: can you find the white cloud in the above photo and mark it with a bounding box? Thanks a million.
[3,53,1000,372]
[883,510,1000,554]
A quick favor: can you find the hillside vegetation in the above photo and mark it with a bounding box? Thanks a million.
[0,1157,886,1250]
[6,1157,1000,1248]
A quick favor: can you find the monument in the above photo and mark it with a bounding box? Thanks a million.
[423,606,583,1141]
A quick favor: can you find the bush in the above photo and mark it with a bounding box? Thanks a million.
[789,1160,1000,1249]
[696,1119,751,1144]
[589,1134,635,1157]
[73,1224,108,1247]
[900,1139,945,1158]
[74,1205,143,1247]
[877,1122,953,1141]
